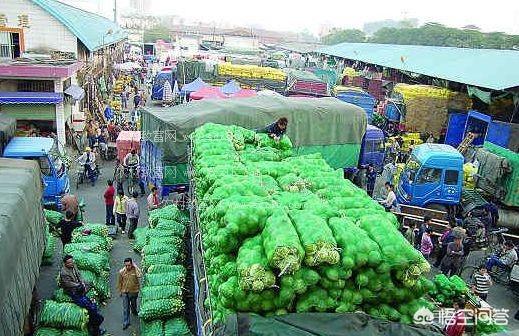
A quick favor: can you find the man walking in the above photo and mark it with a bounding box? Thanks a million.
[104,180,115,226]
[125,191,140,239]
[114,189,129,234]
[117,258,142,329]
[365,164,377,197]
[59,255,105,335]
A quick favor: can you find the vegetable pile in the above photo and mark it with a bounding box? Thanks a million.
[192,123,433,324]
[42,221,57,265]
[36,300,89,334]
[60,224,113,303]
[136,205,192,335]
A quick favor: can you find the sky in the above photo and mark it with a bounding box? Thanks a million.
[70,0,519,35]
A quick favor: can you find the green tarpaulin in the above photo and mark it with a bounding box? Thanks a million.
[216,313,443,336]
[483,142,519,207]
[0,159,45,336]
[141,95,367,170]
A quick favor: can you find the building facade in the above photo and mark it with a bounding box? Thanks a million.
[0,0,126,146]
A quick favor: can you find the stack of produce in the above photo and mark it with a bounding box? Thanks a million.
[42,222,57,265]
[137,205,191,336]
[286,69,328,96]
[393,84,472,137]
[56,224,112,303]
[217,63,286,81]
[110,99,122,111]
[44,209,64,234]
[386,133,423,152]
[428,274,470,306]
[34,300,89,336]
[192,123,434,325]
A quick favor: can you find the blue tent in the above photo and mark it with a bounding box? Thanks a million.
[221,80,241,95]
[180,77,208,95]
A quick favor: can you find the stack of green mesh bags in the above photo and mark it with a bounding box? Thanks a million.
[42,209,64,265]
[429,274,470,307]
[54,224,112,303]
[136,205,191,336]
[34,300,89,336]
[192,123,434,324]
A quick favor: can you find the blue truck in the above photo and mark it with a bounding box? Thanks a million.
[445,110,519,152]
[358,124,385,172]
[397,143,464,211]
[3,137,70,209]
[151,69,175,101]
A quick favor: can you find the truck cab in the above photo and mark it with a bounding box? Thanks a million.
[397,144,463,208]
[3,137,69,209]
[359,125,385,172]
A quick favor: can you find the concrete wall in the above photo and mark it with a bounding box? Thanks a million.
[0,79,19,91]
[3,0,78,55]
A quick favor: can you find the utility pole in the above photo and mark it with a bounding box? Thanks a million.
[113,0,117,23]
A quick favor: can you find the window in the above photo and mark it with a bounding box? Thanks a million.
[0,31,21,59]
[17,80,54,92]
[37,157,52,176]
[417,168,442,184]
[445,170,459,185]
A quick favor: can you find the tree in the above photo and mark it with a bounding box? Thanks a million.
[322,29,366,45]
[143,24,171,43]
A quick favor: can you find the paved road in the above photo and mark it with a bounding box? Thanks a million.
[37,159,147,336]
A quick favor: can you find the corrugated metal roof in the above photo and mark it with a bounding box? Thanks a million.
[317,43,519,91]
[31,0,127,51]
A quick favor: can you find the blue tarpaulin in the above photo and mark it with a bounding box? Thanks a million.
[221,80,241,95]
[180,77,208,95]
[64,85,85,101]
[0,92,63,104]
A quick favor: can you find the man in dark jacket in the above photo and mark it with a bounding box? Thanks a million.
[365,164,377,197]
[58,211,82,247]
[257,117,288,140]
[59,255,105,335]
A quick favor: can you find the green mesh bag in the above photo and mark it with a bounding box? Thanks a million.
[71,234,112,251]
[72,223,109,238]
[34,328,62,336]
[142,252,182,269]
[68,250,109,275]
[133,227,148,252]
[42,232,57,265]
[141,319,163,336]
[139,298,185,321]
[39,300,89,330]
[147,264,185,275]
[141,285,183,301]
[154,219,186,237]
[64,241,107,254]
[148,205,182,227]
[62,330,90,336]
[164,318,191,336]
[44,209,64,226]
[144,270,186,287]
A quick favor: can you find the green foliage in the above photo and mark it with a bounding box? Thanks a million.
[370,23,519,49]
[322,29,366,45]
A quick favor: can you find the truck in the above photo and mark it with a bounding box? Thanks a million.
[396,143,464,211]
[2,137,70,209]
[151,69,175,101]
[358,124,385,172]
[0,158,46,335]
[445,110,519,152]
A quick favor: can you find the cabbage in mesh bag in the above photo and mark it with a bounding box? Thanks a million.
[144,269,186,287]
[71,233,112,251]
[68,250,110,275]
[163,318,191,336]
[133,227,148,252]
[39,300,89,330]
[148,205,182,227]
[34,328,62,336]
[72,223,109,238]
[141,285,182,301]
[139,298,185,321]
[141,319,163,336]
